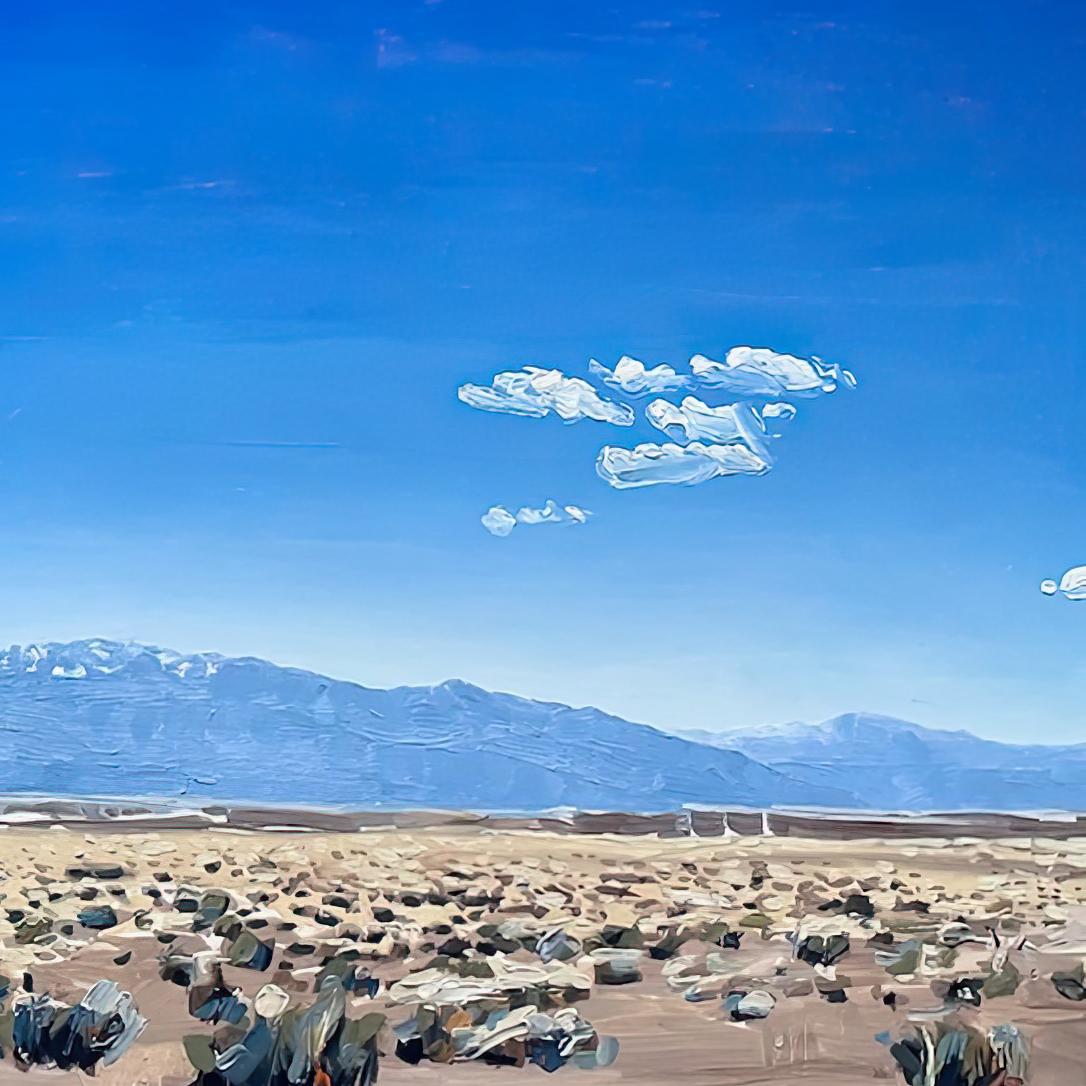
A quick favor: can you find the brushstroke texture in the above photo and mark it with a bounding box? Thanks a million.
[1040,565,1086,600]
[588,357,687,397]
[690,347,856,397]
[644,396,770,452]
[0,640,851,811]
[684,711,1086,811]
[458,367,635,426]
[596,440,770,489]
[482,501,591,537]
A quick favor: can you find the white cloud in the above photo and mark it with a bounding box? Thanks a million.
[761,401,798,421]
[460,346,853,508]
[596,441,770,489]
[482,501,592,536]
[481,507,518,537]
[1041,566,1086,601]
[517,501,590,526]
[690,346,856,397]
[588,356,687,397]
[645,396,768,450]
[459,367,635,425]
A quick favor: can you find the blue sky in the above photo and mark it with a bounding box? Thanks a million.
[1,1,1084,741]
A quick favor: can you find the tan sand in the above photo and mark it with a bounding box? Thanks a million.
[0,826,1080,1084]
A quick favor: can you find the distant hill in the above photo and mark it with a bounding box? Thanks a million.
[0,640,853,811]
[682,711,1086,811]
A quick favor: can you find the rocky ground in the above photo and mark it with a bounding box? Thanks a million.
[0,825,1081,1083]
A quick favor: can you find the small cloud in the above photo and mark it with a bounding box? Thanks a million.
[249,26,308,52]
[481,507,517,537]
[759,401,798,438]
[589,356,687,397]
[1041,566,1086,601]
[761,401,797,421]
[691,346,856,397]
[596,440,770,489]
[645,395,787,455]
[459,367,635,426]
[76,170,113,179]
[482,500,592,537]
[635,19,673,29]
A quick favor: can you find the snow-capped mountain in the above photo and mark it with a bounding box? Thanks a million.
[7,643,1081,812]
[683,712,1086,811]
[0,640,854,811]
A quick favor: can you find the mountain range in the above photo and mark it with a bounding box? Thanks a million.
[0,640,1078,812]
[0,640,851,811]
[682,713,1086,811]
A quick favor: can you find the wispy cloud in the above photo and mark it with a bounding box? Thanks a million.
[249,26,310,53]
[186,440,342,451]
[482,500,591,537]
[691,346,856,396]
[761,402,798,422]
[596,441,769,489]
[168,179,235,192]
[374,28,417,68]
[1041,566,1086,601]
[459,367,635,425]
[589,356,687,397]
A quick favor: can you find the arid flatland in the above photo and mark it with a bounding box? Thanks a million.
[0,825,1081,1084]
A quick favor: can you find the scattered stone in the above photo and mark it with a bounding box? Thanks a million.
[1052,964,1086,1001]
[724,989,775,1021]
[77,904,118,930]
[65,863,126,881]
[536,927,582,963]
[590,948,643,985]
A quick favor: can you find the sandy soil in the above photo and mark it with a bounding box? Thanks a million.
[0,826,1081,1084]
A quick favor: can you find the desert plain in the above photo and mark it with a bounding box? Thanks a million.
[0,817,1081,1083]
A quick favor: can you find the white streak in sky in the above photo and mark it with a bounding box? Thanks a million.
[1041,566,1086,600]
[596,441,770,489]
[588,356,687,396]
[459,367,635,425]
[691,346,856,397]
[482,500,592,536]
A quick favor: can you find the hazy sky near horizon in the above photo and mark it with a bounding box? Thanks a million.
[1,2,1084,742]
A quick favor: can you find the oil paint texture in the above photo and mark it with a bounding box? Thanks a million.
[0,2,1081,1085]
